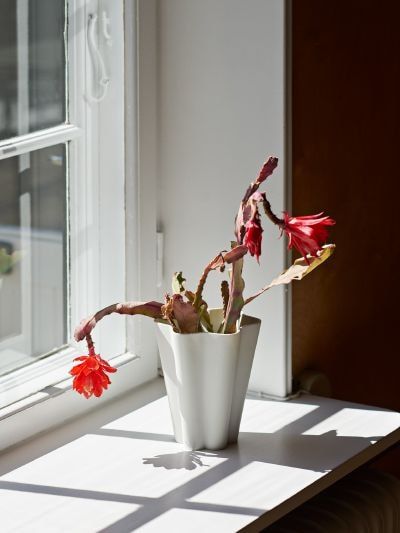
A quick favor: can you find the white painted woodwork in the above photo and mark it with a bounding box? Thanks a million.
[0,379,398,532]
[0,125,81,160]
[0,0,149,419]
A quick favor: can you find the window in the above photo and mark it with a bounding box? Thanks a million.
[0,0,156,414]
[0,0,289,453]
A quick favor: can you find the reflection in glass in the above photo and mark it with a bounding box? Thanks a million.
[0,145,67,375]
[0,0,66,140]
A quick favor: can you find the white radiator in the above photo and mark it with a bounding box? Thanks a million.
[267,469,400,532]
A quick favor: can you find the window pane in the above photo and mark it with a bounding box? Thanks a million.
[0,144,67,375]
[0,0,66,141]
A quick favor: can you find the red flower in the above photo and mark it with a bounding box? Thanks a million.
[70,351,117,398]
[282,212,335,262]
[244,216,263,262]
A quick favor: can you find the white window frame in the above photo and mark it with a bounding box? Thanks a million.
[0,0,159,442]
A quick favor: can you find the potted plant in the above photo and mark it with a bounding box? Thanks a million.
[0,244,19,290]
[70,156,335,450]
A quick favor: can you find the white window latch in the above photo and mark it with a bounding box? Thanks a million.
[87,13,110,103]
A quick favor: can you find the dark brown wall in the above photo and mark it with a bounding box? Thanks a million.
[292,0,400,476]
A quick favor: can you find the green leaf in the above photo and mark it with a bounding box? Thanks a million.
[199,303,213,332]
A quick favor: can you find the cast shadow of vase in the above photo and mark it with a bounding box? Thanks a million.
[142,450,216,470]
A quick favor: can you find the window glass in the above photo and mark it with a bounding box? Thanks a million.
[0,0,66,141]
[0,144,67,375]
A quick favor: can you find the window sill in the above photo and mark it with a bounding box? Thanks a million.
[0,352,153,452]
[0,378,399,532]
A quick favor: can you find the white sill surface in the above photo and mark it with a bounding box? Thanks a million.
[0,378,399,533]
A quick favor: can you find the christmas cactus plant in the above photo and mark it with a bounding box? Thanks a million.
[70,157,335,398]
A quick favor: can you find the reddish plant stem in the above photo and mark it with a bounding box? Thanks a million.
[74,301,163,342]
[242,157,278,204]
[262,198,284,227]
[86,334,95,355]
[193,256,222,311]
[220,280,229,318]
[192,246,248,311]
[235,157,279,244]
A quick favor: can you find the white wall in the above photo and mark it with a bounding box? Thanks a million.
[156,0,290,397]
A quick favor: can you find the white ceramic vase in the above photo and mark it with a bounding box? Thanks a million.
[155,309,261,451]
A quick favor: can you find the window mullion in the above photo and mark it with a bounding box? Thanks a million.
[0,124,81,161]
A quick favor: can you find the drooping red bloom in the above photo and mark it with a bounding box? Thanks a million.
[282,212,335,262]
[244,215,263,262]
[70,351,117,398]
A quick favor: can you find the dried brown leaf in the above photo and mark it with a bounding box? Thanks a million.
[245,244,335,305]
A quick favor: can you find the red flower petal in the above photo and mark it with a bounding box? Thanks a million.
[244,216,263,262]
[282,211,335,263]
[69,353,117,398]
